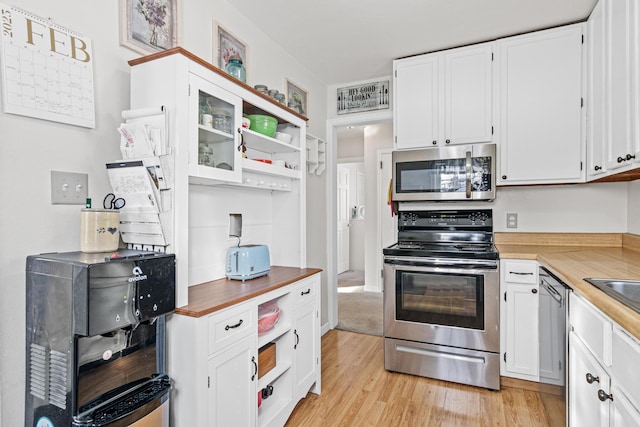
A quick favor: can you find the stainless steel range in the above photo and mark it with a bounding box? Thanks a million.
[383,209,500,390]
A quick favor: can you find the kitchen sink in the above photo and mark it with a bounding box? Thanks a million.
[584,278,640,314]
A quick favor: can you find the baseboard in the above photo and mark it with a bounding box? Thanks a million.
[321,322,331,336]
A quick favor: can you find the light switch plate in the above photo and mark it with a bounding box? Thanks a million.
[51,171,88,205]
[506,212,518,229]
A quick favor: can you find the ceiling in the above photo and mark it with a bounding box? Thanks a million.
[229,0,598,85]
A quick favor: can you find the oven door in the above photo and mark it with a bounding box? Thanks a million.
[383,257,499,352]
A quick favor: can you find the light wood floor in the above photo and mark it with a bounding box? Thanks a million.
[286,329,559,427]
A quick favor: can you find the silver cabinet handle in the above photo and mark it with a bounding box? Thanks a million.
[598,389,613,402]
[465,150,472,198]
[586,373,599,384]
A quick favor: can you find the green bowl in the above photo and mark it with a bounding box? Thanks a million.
[246,114,277,138]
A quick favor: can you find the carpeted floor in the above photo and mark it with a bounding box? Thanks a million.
[336,270,383,336]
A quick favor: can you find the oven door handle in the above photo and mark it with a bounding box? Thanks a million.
[465,150,472,198]
[384,256,497,270]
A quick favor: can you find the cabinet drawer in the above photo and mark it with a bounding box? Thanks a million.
[502,260,538,284]
[292,275,319,307]
[569,293,611,365]
[612,326,640,409]
[208,303,255,354]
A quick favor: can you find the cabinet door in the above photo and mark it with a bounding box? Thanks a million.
[189,73,242,183]
[394,55,439,149]
[604,0,636,172]
[569,332,610,427]
[293,304,318,393]
[208,335,257,426]
[443,43,493,146]
[497,24,584,185]
[587,0,608,179]
[611,385,640,427]
[504,283,539,379]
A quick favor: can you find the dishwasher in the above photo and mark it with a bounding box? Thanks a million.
[538,266,571,427]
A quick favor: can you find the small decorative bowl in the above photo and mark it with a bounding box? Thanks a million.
[274,132,292,144]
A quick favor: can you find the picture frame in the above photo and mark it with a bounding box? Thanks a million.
[213,22,248,75]
[285,78,308,116]
[119,0,180,55]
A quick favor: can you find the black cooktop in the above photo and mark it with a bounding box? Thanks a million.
[383,242,499,260]
[385,209,499,260]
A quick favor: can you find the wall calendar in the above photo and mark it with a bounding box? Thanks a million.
[0,4,95,128]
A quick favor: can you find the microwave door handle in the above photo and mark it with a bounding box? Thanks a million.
[465,150,472,198]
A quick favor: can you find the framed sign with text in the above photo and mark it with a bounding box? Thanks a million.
[336,80,389,115]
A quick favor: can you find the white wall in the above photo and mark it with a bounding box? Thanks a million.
[0,1,326,425]
[404,181,629,232]
[628,181,640,234]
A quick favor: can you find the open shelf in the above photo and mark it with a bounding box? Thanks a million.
[242,158,302,179]
[243,129,300,154]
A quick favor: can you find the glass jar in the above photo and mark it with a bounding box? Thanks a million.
[225,56,246,83]
[211,109,232,134]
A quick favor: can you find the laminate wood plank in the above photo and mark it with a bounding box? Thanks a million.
[287,330,556,426]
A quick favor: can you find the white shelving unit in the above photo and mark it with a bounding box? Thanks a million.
[306,133,325,175]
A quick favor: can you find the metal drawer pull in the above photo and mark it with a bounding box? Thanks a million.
[225,319,243,330]
[251,356,257,381]
[301,289,311,296]
[294,329,300,349]
[598,389,613,402]
[586,373,600,384]
[509,271,533,275]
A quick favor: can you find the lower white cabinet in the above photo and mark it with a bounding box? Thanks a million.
[500,259,539,381]
[169,273,321,427]
[208,335,257,426]
[569,293,640,427]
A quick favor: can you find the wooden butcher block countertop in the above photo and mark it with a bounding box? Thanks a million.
[175,266,322,318]
[496,232,640,340]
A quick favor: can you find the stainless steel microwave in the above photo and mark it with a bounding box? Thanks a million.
[392,143,496,202]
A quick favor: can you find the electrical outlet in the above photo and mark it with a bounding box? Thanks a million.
[51,171,88,205]
[506,213,518,229]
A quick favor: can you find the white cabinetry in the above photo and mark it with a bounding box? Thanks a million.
[393,42,493,149]
[306,133,325,176]
[569,293,640,427]
[129,49,307,307]
[495,24,585,185]
[586,0,640,180]
[500,259,539,381]
[170,272,321,427]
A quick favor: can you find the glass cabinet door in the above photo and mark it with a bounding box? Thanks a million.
[189,73,242,182]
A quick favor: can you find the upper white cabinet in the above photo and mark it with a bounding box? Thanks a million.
[495,24,585,185]
[393,42,493,149]
[587,0,608,179]
[586,0,640,180]
[190,73,243,183]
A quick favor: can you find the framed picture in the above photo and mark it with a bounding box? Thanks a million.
[285,78,308,116]
[214,22,248,74]
[119,0,180,55]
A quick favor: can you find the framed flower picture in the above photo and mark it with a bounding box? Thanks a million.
[214,22,248,74]
[120,0,180,55]
[285,78,308,116]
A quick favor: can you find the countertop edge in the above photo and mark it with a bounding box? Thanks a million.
[175,266,322,318]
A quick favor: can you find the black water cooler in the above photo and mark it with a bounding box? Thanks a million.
[25,250,175,427]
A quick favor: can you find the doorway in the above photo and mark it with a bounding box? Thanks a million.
[330,114,394,335]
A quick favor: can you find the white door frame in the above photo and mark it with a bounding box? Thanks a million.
[376,148,395,293]
[325,110,393,329]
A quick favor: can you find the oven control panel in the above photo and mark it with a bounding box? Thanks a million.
[399,210,493,228]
